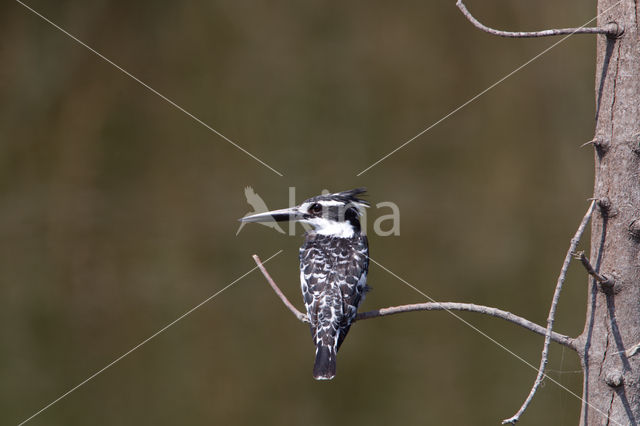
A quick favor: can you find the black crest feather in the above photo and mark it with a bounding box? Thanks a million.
[305,188,369,207]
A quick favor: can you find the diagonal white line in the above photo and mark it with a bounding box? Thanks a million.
[15,0,284,177]
[17,250,283,426]
[356,2,622,176]
[367,255,623,426]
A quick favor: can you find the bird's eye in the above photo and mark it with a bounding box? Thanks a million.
[309,203,322,214]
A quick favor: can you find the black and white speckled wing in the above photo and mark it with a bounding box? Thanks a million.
[299,234,369,379]
[335,236,369,349]
[299,241,339,349]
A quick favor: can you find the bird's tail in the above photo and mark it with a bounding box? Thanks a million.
[313,346,336,380]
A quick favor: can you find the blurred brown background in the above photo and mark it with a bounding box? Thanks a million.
[2,1,597,425]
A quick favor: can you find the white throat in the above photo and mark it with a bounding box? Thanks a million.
[307,217,355,238]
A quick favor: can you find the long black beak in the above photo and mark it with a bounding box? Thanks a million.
[238,207,304,223]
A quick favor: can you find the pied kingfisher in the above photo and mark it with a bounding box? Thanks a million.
[240,188,369,380]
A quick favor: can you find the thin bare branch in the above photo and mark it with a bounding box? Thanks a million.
[356,302,575,349]
[457,1,622,39]
[503,200,596,425]
[625,343,640,358]
[252,257,576,350]
[573,251,613,285]
[253,254,309,323]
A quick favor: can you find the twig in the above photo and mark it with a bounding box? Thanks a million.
[252,257,575,350]
[356,302,575,349]
[625,342,640,358]
[457,0,623,39]
[503,200,596,424]
[252,255,309,323]
[573,251,612,285]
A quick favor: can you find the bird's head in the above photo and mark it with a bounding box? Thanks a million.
[239,188,368,238]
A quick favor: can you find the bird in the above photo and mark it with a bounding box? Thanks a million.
[236,186,285,236]
[239,188,370,380]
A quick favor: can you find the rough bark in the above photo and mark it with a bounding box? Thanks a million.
[576,1,640,424]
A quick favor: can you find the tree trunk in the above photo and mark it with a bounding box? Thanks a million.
[577,1,640,424]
